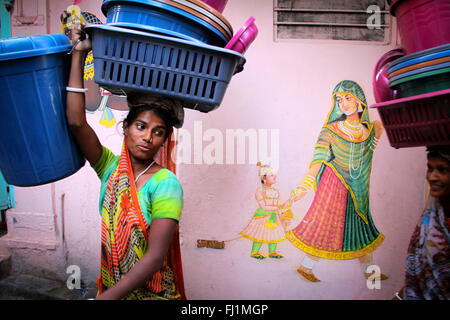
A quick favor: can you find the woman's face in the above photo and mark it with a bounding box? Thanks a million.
[336,92,358,116]
[124,110,167,163]
[426,156,450,200]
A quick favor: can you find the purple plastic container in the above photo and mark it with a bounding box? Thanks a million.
[225,17,258,54]
[390,0,450,54]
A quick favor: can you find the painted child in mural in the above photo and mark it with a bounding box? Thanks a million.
[286,80,387,282]
[240,162,292,259]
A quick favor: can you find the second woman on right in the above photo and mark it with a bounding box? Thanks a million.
[286,80,387,282]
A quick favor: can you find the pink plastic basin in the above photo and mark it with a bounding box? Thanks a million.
[373,48,405,103]
[225,16,258,54]
[390,0,450,54]
[200,0,228,13]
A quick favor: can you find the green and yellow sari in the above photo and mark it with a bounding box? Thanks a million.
[286,80,384,260]
[93,137,185,299]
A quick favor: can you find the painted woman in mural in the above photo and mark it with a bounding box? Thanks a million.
[240,162,291,259]
[286,80,387,282]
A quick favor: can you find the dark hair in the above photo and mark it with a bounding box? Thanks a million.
[427,146,450,162]
[123,104,174,140]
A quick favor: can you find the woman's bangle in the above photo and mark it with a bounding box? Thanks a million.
[66,87,88,93]
[299,174,316,192]
[394,292,402,300]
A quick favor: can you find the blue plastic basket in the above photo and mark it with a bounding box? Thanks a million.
[86,24,245,113]
[102,0,228,47]
[0,34,85,186]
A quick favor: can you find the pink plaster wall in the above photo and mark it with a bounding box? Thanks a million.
[5,0,427,299]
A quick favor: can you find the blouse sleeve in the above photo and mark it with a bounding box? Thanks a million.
[91,146,118,181]
[311,126,333,164]
[151,172,184,222]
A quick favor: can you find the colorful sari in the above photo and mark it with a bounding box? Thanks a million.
[286,80,384,260]
[404,196,449,299]
[93,137,185,300]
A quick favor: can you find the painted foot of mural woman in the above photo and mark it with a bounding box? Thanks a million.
[240,162,292,260]
[286,80,389,282]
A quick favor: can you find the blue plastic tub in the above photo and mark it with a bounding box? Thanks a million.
[102,0,228,46]
[0,34,86,186]
[389,61,450,82]
[86,24,245,113]
[388,47,450,73]
[106,22,204,43]
[388,43,450,69]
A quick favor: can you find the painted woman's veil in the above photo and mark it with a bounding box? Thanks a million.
[325,80,372,127]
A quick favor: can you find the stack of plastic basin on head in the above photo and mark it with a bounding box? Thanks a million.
[386,0,450,99]
[371,0,450,148]
[388,44,450,98]
[0,34,86,186]
[389,0,450,55]
[85,0,258,112]
[101,0,233,47]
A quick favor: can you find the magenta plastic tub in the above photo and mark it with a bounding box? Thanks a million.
[390,0,450,54]
[373,48,405,103]
[225,16,258,54]
[370,88,450,148]
[200,0,228,13]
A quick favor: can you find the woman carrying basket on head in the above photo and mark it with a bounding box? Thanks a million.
[66,23,186,300]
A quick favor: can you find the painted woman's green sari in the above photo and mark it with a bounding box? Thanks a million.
[286,80,384,259]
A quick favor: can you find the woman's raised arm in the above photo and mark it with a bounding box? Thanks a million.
[66,23,102,166]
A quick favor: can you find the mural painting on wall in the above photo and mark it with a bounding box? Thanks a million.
[196,162,293,255]
[61,5,128,129]
[285,80,387,283]
[239,162,293,260]
[197,81,388,284]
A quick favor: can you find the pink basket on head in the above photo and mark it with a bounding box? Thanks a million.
[225,16,258,54]
[200,0,228,13]
[390,0,450,54]
[370,88,450,148]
